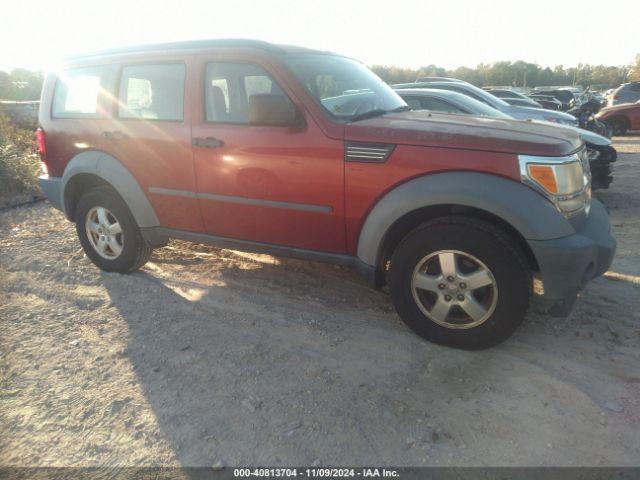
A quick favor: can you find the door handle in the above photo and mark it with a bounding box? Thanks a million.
[102,131,128,140]
[192,137,224,148]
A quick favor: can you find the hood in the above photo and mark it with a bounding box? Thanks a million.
[504,105,576,122]
[572,127,611,146]
[597,102,639,115]
[344,110,583,157]
[531,121,611,146]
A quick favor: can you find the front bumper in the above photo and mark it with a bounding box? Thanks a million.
[38,174,63,211]
[527,199,616,316]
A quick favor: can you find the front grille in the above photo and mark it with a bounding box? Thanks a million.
[345,142,395,163]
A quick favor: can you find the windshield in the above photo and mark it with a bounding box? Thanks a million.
[448,92,512,119]
[422,83,510,110]
[458,84,511,109]
[493,89,528,100]
[283,55,407,121]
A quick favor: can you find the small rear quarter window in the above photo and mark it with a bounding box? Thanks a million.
[52,66,107,118]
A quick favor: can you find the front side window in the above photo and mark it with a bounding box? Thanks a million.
[283,55,407,121]
[52,66,107,117]
[205,63,292,124]
[119,64,185,121]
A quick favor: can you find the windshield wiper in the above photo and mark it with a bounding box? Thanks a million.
[349,109,389,122]
[349,105,412,122]
[349,104,413,122]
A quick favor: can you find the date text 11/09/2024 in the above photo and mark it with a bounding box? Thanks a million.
[233,468,400,478]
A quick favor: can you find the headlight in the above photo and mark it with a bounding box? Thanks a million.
[519,148,591,217]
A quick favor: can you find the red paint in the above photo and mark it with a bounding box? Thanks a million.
[35,127,46,161]
[39,43,583,256]
[596,103,640,131]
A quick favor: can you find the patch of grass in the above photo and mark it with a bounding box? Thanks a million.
[0,113,40,203]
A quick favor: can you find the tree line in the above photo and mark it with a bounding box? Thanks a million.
[0,69,44,101]
[372,55,640,89]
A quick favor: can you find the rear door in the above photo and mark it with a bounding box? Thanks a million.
[190,53,345,253]
[100,57,203,232]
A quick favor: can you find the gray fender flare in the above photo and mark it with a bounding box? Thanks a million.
[356,171,575,267]
[61,151,160,228]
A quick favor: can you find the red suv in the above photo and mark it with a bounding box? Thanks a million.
[37,40,615,349]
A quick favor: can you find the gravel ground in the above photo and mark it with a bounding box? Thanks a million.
[1,136,639,467]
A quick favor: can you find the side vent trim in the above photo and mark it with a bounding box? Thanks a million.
[345,142,395,163]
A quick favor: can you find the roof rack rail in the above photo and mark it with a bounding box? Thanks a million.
[66,38,286,60]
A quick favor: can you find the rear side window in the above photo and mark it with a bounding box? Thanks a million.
[52,66,107,118]
[445,85,487,104]
[422,97,464,113]
[119,64,185,121]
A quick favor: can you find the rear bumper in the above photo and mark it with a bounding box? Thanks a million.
[38,174,63,211]
[528,199,616,316]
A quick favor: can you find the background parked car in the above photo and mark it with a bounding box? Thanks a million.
[484,89,543,108]
[493,97,543,108]
[566,96,610,137]
[608,82,640,106]
[400,88,513,118]
[394,80,578,126]
[581,91,605,107]
[596,101,640,135]
[397,88,616,190]
[532,88,578,110]
[528,94,563,110]
[414,76,463,83]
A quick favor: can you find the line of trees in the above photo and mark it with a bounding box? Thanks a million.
[0,69,44,101]
[1,55,639,101]
[372,55,640,89]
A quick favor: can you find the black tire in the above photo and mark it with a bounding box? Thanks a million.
[75,186,152,273]
[608,116,629,136]
[389,217,531,350]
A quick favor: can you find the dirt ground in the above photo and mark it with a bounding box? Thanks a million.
[1,136,639,468]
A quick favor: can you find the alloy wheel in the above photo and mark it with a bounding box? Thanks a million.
[85,206,124,259]
[411,250,498,329]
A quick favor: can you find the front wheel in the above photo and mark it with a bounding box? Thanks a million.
[75,186,152,273]
[389,217,531,350]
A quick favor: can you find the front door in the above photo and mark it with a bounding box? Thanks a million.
[191,55,345,253]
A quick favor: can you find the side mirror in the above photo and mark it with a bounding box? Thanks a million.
[248,94,302,128]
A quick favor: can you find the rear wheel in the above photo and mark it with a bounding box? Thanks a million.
[389,217,531,349]
[75,186,152,273]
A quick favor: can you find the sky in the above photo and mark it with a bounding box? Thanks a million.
[1,0,639,72]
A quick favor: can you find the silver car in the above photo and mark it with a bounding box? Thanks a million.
[608,82,640,106]
[394,80,578,126]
